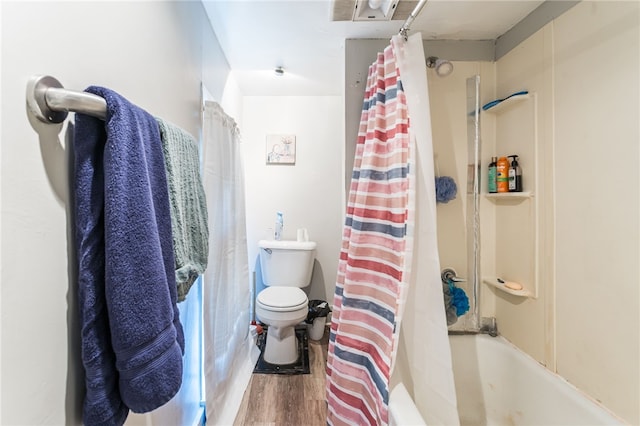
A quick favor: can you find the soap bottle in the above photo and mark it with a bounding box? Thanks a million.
[274,212,283,240]
[496,156,510,193]
[488,156,497,193]
[508,155,522,192]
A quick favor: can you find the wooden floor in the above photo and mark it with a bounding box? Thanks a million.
[233,327,329,426]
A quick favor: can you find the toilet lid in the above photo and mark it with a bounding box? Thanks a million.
[257,287,308,310]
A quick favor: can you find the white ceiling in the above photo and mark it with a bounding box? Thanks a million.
[202,0,545,96]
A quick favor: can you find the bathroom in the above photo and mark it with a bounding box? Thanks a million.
[1,1,638,425]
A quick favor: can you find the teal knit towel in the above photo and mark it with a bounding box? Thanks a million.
[156,118,209,302]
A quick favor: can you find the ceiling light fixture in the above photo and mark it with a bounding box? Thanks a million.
[274,66,285,77]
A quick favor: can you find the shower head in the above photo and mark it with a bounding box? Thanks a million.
[426,56,454,77]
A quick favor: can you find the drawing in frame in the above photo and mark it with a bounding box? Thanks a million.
[266,134,296,165]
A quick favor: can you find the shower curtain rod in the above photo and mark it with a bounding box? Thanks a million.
[27,75,107,124]
[398,0,428,39]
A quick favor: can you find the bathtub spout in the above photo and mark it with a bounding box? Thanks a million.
[447,317,498,336]
[480,317,498,337]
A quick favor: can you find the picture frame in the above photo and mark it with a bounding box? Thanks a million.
[266,134,296,165]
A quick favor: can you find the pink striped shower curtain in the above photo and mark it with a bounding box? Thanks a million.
[326,40,413,426]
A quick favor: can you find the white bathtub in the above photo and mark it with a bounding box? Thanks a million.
[390,334,624,426]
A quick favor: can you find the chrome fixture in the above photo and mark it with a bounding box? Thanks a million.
[441,268,465,284]
[27,75,107,124]
[398,0,428,39]
[274,66,284,77]
[449,317,498,337]
[426,56,454,77]
[465,75,481,332]
[480,317,498,337]
[440,75,498,338]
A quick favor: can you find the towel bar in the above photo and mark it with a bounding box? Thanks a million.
[27,75,107,124]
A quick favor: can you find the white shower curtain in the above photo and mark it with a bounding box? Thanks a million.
[391,33,460,426]
[201,101,259,425]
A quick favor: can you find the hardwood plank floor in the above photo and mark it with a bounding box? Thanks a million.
[234,327,329,426]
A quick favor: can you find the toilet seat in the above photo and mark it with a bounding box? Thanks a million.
[257,287,308,312]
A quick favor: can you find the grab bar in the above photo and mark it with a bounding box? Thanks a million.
[26,75,107,124]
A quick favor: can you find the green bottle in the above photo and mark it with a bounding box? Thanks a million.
[488,156,497,193]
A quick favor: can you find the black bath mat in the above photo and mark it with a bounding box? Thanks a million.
[253,325,310,375]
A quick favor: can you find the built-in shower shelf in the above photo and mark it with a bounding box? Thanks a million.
[483,278,535,298]
[485,191,533,203]
[483,93,531,114]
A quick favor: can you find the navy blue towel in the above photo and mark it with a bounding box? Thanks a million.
[74,86,185,425]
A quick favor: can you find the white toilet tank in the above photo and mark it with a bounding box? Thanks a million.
[258,240,316,287]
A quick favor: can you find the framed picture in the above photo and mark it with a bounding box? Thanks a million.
[266,134,296,165]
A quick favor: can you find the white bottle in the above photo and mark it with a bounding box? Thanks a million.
[274,212,283,240]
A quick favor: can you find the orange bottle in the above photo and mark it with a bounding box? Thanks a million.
[496,156,510,193]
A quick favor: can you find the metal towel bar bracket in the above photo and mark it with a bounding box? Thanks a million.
[26,75,107,124]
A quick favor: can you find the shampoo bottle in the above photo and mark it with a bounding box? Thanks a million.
[274,212,283,240]
[496,156,510,193]
[488,156,497,193]
[508,155,522,192]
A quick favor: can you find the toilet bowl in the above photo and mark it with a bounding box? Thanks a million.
[256,239,316,365]
[256,287,308,364]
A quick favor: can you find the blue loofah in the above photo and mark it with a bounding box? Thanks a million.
[435,176,457,203]
[448,281,470,317]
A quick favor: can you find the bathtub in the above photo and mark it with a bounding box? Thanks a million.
[390,334,624,426]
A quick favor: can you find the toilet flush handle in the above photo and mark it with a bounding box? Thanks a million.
[262,247,272,255]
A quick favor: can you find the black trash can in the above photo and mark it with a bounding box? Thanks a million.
[306,300,331,340]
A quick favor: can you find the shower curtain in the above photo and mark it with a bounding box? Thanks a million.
[201,101,258,425]
[326,34,459,426]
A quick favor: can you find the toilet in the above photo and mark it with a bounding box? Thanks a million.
[256,239,316,365]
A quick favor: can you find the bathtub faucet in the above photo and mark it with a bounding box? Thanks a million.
[441,267,498,337]
[441,268,465,283]
[480,317,498,337]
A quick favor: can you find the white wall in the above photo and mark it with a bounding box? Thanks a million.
[553,2,639,423]
[242,96,344,306]
[0,2,235,424]
[494,2,639,423]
